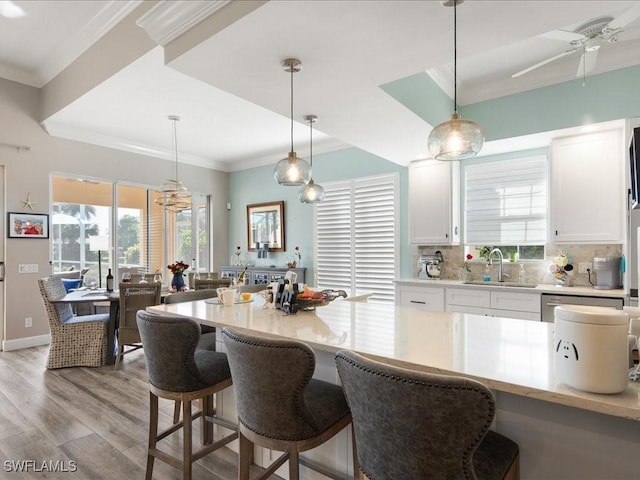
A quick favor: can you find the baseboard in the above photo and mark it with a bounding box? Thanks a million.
[2,334,50,351]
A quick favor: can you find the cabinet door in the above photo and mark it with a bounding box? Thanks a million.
[446,288,490,309]
[551,130,623,243]
[490,309,540,321]
[491,291,540,314]
[409,160,460,245]
[397,286,445,311]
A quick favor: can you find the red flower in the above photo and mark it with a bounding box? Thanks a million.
[167,261,189,274]
[466,253,473,260]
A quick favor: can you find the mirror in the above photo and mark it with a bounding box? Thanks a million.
[247,201,285,252]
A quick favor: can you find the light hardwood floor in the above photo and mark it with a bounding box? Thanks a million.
[0,345,278,480]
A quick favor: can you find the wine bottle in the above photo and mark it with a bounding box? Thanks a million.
[237,266,248,285]
[106,268,114,292]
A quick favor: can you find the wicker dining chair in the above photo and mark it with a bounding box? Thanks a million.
[38,276,110,369]
[115,282,161,368]
[193,277,231,290]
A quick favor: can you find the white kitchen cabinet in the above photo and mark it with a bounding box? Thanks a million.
[447,287,540,321]
[396,285,445,311]
[551,129,624,243]
[408,159,460,245]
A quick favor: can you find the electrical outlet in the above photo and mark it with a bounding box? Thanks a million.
[25,317,32,328]
[578,262,592,274]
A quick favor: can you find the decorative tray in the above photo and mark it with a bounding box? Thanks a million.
[296,289,347,311]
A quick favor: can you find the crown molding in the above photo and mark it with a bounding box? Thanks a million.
[38,1,142,87]
[136,0,231,46]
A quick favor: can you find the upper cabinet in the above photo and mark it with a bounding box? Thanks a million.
[409,160,460,245]
[550,129,624,243]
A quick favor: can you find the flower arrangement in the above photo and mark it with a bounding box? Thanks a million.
[549,252,573,284]
[167,261,189,276]
[463,253,473,272]
[287,246,301,269]
[294,246,301,262]
[234,246,241,259]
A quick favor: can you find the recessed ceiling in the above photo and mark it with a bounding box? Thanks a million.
[3,1,640,171]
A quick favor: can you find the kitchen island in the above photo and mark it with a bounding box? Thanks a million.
[148,296,640,479]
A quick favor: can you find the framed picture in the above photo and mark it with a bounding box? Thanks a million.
[247,201,285,252]
[8,212,49,239]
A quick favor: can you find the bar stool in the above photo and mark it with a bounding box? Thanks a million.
[335,350,520,480]
[136,311,237,480]
[221,327,356,480]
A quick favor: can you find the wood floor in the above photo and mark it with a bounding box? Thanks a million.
[0,345,278,480]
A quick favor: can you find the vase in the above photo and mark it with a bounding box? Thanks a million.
[171,273,186,291]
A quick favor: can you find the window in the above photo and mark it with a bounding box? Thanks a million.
[52,176,210,284]
[464,156,547,260]
[314,174,399,303]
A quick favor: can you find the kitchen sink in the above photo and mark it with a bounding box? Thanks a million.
[462,281,539,288]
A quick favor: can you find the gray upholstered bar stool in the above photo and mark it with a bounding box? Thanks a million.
[335,350,520,480]
[221,327,356,480]
[136,311,238,480]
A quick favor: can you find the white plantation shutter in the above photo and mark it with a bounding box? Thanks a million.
[465,156,547,245]
[315,174,399,303]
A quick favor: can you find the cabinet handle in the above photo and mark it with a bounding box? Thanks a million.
[455,226,458,235]
[410,300,426,304]
[555,230,558,236]
[445,233,449,238]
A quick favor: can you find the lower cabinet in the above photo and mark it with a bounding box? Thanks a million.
[396,284,542,320]
[397,286,445,312]
[446,288,540,321]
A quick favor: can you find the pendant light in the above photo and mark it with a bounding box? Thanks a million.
[155,115,190,212]
[274,58,311,186]
[427,0,484,161]
[299,115,325,203]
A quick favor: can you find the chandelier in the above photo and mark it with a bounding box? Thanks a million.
[155,115,190,212]
[274,58,312,186]
[427,0,484,161]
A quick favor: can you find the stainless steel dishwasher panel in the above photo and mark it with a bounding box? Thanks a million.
[540,293,624,322]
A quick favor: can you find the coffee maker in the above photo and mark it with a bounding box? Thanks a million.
[592,256,622,290]
[418,251,444,280]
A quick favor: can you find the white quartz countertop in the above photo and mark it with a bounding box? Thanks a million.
[394,278,627,298]
[148,296,640,421]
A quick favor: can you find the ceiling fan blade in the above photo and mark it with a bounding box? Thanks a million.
[541,29,585,43]
[608,4,640,30]
[617,24,640,41]
[576,49,599,77]
[512,49,577,78]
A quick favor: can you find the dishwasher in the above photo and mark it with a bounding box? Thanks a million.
[540,293,624,322]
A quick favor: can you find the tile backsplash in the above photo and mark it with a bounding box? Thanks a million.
[415,244,623,287]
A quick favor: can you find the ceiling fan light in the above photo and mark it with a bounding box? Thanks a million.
[299,178,325,203]
[274,151,311,186]
[428,112,484,161]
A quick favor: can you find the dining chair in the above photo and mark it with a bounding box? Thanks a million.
[221,327,356,480]
[37,276,110,369]
[193,277,231,290]
[115,281,161,368]
[335,350,520,480]
[136,311,237,480]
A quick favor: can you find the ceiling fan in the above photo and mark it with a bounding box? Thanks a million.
[512,4,640,78]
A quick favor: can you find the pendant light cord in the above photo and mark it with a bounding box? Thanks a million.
[309,117,313,167]
[173,118,179,183]
[453,0,457,114]
[290,65,294,152]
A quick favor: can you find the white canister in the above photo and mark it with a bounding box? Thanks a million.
[554,305,629,394]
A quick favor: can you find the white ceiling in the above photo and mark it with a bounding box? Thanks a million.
[3,0,640,171]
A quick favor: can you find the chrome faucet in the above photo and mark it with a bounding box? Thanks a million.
[489,248,506,282]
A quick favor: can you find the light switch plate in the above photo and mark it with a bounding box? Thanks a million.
[18,264,38,273]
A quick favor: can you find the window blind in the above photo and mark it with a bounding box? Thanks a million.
[314,174,398,303]
[465,156,547,245]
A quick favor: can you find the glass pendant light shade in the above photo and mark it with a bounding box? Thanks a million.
[428,0,484,161]
[428,112,484,161]
[274,151,311,186]
[299,178,325,203]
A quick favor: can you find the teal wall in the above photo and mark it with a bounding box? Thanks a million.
[228,147,410,283]
[228,64,640,284]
